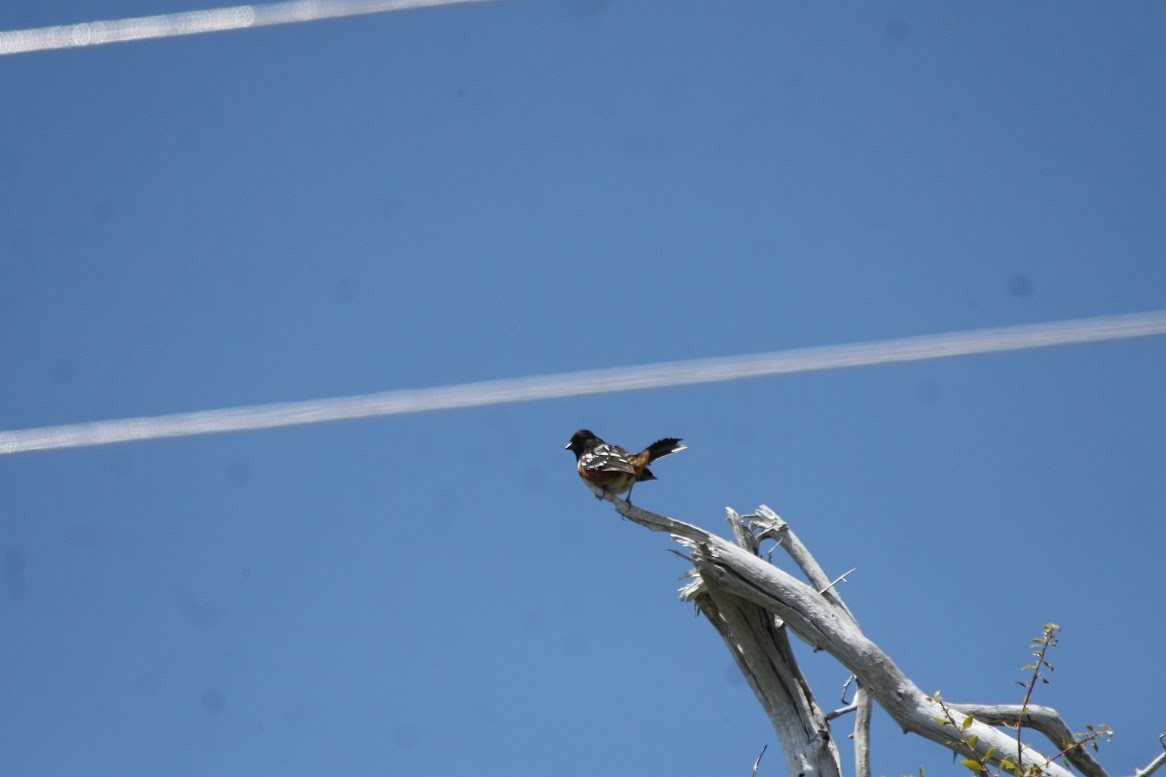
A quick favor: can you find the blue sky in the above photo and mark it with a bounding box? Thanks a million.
[2,2,1165,775]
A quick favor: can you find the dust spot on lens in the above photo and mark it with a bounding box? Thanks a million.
[201,686,226,716]
[175,590,226,630]
[885,17,910,42]
[1009,272,1035,299]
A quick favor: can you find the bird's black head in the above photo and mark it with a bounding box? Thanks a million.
[565,429,600,458]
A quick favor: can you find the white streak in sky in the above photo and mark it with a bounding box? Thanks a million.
[0,0,499,56]
[2,311,1165,456]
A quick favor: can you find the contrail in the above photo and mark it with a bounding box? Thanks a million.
[0,0,500,57]
[3,310,1165,457]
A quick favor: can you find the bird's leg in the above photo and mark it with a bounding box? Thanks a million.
[624,481,635,505]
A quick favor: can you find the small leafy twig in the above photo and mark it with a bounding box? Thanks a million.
[929,691,996,774]
[1017,625,1061,771]
[1046,724,1114,765]
[950,703,1110,777]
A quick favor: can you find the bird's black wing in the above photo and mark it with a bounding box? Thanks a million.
[579,443,636,474]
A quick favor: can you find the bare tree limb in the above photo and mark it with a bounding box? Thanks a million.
[825,703,858,722]
[696,578,842,777]
[841,674,857,704]
[752,505,857,624]
[819,568,856,596]
[693,507,842,777]
[948,703,1108,777]
[610,496,711,541]
[1133,736,1166,777]
[752,744,769,777]
[853,684,872,777]
[606,495,1077,777]
[687,537,1073,777]
[727,507,761,555]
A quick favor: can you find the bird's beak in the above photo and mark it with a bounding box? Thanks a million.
[564,442,572,450]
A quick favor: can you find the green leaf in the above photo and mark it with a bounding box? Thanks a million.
[984,746,997,761]
[968,736,979,749]
[963,715,975,730]
[961,759,986,772]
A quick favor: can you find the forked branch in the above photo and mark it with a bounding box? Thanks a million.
[603,496,1116,777]
[947,704,1107,777]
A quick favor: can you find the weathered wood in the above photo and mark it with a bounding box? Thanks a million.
[949,703,1108,777]
[605,495,1084,777]
[853,685,871,777]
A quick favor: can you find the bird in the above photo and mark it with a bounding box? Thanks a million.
[564,429,685,503]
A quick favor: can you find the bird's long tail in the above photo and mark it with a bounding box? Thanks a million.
[643,437,685,463]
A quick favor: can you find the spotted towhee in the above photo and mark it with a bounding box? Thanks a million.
[565,429,685,503]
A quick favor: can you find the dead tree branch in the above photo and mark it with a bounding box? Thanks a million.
[1133,736,1166,777]
[853,684,871,777]
[750,505,856,624]
[948,703,1107,777]
[684,507,842,777]
[606,495,1080,777]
